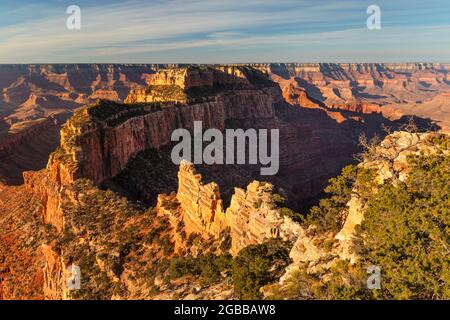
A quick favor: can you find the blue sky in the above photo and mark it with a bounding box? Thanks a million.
[0,0,449,63]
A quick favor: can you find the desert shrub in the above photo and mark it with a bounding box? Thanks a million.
[232,239,291,299]
[272,193,303,222]
[166,253,233,284]
[219,227,232,251]
[304,165,376,233]
[355,151,450,299]
[304,165,358,232]
[269,260,372,300]
[159,235,174,255]
[278,207,303,222]
[144,225,165,245]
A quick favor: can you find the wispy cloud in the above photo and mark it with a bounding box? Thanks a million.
[0,0,449,62]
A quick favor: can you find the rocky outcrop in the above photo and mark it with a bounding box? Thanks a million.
[225,181,301,254]
[280,83,322,109]
[174,161,226,239]
[124,66,260,104]
[157,161,301,255]
[279,131,449,286]
[41,243,66,300]
[145,67,214,90]
[18,67,280,251]
[334,131,448,262]
[328,101,382,114]
[23,163,66,232]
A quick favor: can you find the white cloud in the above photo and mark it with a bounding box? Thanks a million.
[0,0,449,62]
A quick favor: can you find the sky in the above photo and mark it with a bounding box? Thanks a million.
[0,0,449,63]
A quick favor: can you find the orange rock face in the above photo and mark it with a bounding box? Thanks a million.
[158,161,301,255]
[280,83,322,109]
[41,243,65,299]
[19,67,280,237]
[175,161,226,239]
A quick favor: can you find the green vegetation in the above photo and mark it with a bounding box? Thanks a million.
[354,150,450,299]
[268,260,372,300]
[59,179,159,300]
[271,193,303,222]
[167,253,233,285]
[232,239,291,299]
[162,238,290,299]
[303,165,376,233]
[271,134,449,300]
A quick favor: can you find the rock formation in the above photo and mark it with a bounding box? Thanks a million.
[49,66,278,186]
[334,131,448,262]
[0,64,160,183]
[157,161,301,255]
[278,131,449,285]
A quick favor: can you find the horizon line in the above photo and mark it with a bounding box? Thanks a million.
[1,62,450,65]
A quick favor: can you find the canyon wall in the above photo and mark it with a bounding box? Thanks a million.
[0,64,160,184]
[22,66,281,231]
[3,64,448,299]
[0,115,62,185]
[16,67,296,298]
[0,115,58,154]
[56,70,279,185]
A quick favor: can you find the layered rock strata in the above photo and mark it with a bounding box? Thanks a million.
[55,68,279,186]
[21,66,282,243]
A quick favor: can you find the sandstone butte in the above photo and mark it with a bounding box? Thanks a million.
[0,64,449,299]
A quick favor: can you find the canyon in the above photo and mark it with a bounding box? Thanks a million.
[0,64,158,185]
[0,64,448,299]
[1,63,449,185]
[267,63,450,129]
